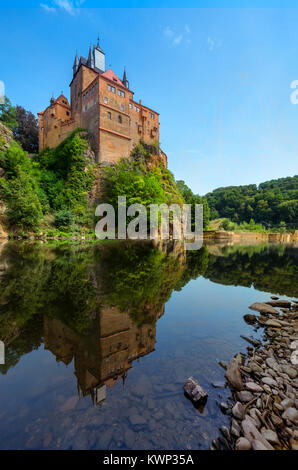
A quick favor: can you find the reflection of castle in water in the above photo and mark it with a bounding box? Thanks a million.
[44,304,164,405]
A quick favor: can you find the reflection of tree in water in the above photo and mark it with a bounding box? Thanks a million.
[0,241,186,402]
[0,241,297,393]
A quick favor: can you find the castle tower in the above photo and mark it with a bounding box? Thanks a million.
[122,67,129,89]
[93,36,105,73]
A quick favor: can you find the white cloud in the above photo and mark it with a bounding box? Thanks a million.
[173,34,183,46]
[40,3,56,12]
[164,26,174,38]
[164,24,191,47]
[41,0,85,15]
[207,36,222,52]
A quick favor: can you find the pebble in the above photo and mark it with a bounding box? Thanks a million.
[236,391,254,403]
[282,407,298,424]
[232,402,244,420]
[245,382,263,393]
[262,376,278,387]
[235,437,251,450]
[261,429,279,445]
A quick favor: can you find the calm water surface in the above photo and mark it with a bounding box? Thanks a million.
[0,240,297,450]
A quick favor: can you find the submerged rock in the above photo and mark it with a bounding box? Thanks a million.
[183,377,208,404]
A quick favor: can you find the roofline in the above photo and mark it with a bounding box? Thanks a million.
[131,100,159,116]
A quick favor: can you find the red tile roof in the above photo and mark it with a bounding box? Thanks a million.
[101,68,127,89]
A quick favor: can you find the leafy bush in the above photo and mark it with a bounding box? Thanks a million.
[54,209,74,229]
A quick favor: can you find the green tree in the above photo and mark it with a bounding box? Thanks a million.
[0,97,17,130]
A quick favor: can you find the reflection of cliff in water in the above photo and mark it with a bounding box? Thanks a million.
[0,240,186,403]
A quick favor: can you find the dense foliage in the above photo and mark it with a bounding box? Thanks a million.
[176,180,210,229]
[0,130,95,229]
[0,97,17,130]
[206,176,298,228]
[101,142,184,229]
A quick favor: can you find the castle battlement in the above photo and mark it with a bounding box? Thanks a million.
[38,38,160,164]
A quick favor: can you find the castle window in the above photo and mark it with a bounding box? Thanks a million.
[118,115,122,123]
[104,97,108,104]
[66,111,70,116]
[134,105,140,112]
[117,89,125,97]
[129,103,132,109]
[107,112,111,119]
[108,84,115,93]
[121,104,124,111]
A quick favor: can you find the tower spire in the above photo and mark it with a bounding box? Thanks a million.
[87,43,94,68]
[73,50,79,76]
[122,67,129,89]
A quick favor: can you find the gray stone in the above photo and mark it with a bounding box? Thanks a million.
[282,407,298,424]
[241,416,274,450]
[251,440,270,450]
[261,429,279,445]
[232,402,244,420]
[281,365,297,379]
[262,376,278,387]
[230,418,241,437]
[249,302,279,315]
[211,381,225,388]
[246,382,263,393]
[183,377,208,404]
[280,397,294,410]
[235,437,251,450]
[236,391,254,403]
[225,358,243,390]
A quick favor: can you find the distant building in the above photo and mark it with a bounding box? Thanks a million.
[38,38,161,164]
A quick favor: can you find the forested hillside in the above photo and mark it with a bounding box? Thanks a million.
[206,176,298,227]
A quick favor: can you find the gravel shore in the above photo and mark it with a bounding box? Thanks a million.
[212,298,298,450]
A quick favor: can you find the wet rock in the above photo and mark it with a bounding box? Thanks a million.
[290,340,298,350]
[264,319,282,328]
[265,357,281,373]
[235,437,251,450]
[183,377,208,404]
[240,336,261,348]
[236,391,254,403]
[211,381,225,388]
[282,364,297,379]
[266,300,291,308]
[244,314,257,324]
[219,426,231,442]
[218,361,228,370]
[129,414,147,426]
[245,382,263,393]
[249,302,279,315]
[231,418,241,437]
[225,358,243,390]
[232,402,244,420]
[248,408,261,428]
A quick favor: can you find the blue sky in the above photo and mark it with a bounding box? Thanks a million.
[0,2,298,194]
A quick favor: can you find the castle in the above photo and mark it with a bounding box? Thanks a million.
[38,38,162,164]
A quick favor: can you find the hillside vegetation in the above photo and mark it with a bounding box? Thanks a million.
[206,176,298,228]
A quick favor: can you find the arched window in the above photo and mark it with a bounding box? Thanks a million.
[118,115,122,123]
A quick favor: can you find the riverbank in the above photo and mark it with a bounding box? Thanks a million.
[212,298,298,450]
[204,230,298,244]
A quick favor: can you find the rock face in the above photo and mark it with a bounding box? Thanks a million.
[183,377,208,404]
[0,121,13,150]
[225,357,243,390]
